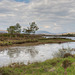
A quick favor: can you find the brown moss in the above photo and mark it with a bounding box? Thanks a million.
[64,53,73,58]
[62,60,72,69]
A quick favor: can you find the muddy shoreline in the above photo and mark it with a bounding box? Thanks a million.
[0,40,75,50]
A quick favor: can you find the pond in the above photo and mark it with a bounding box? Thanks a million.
[43,36,75,40]
[0,42,75,67]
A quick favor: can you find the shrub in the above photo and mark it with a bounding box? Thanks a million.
[64,53,73,58]
[53,47,74,58]
[62,60,71,69]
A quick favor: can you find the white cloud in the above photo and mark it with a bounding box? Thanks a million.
[44,26,51,28]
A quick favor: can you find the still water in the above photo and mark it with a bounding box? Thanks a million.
[0,42,75,67]
[43,36,75,40]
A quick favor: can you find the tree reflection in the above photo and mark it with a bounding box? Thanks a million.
[25,46,38,58]
[7,46,38,58]
[7,48,21,58]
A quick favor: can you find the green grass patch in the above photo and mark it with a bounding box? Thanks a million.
[0,56,75,75]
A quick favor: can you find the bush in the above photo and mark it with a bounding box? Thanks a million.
[53,47,74,58]
[62,60,71,69]
[64,53,73,58]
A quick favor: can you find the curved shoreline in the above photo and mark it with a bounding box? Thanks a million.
[0,38,75,50]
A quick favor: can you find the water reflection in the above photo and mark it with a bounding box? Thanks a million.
[44,36,75,40]
[0,42,75,67]
[7,48,20,58]
[25,48,38,58]
[7,46,38,58]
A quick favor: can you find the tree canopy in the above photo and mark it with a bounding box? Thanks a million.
[23,22,39,34]
[7,23,21,34]
[7,22,39,34]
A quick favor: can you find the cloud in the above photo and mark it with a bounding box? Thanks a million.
[0,0,75,33]
[44,26,51,28]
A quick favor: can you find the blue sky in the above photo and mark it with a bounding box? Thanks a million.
[15,0,30,3]
[0,0,75,33]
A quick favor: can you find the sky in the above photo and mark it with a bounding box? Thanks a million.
[0,0,75,33]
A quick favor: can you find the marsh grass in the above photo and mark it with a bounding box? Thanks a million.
[0,34,74,47]
[0,56,75,75]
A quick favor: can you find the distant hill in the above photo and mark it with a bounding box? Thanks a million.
[0,30,51,34]
[62,32,75,35]
[36,31,52,34]
[0,30,7,33]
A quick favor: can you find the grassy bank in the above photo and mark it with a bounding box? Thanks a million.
[0,33,75,47]
[0,55,75,75]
